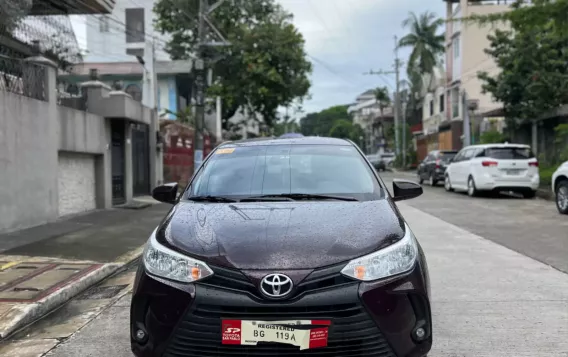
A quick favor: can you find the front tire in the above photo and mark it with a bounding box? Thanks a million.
[556,180,568,215]
[467,176,479,197]
[418,172,424,185]
[444,175,453,192]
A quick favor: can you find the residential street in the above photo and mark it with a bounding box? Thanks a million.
[1,173,567,357]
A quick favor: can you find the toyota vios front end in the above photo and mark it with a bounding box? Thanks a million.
[130,137,432,357]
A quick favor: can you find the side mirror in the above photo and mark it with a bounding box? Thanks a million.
[152,183,179,204]
[392,179,423,202]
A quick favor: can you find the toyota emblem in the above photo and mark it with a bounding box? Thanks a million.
[260,273,293,298]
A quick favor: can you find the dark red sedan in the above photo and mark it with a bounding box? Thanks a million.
[130,136,432,357]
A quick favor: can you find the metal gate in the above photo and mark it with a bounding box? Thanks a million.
[131,123,150,196]
[111,121,126,205]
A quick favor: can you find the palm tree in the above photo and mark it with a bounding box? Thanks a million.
[373,86,391,142]
[398,11,445,76]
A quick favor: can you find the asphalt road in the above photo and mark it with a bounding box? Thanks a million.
[380,170,568,274]
[3,176,567,357]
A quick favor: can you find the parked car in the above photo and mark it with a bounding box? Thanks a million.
[366,153,381,169]
[552,161,568,214]
[444,143,539,198]
[377,152,396,171]
[131,137,432,357]
[417,150,458,186]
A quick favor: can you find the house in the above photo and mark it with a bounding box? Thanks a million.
[443,0,512,149]
[57,61,193,120]
[84,0,170,63]
[421,65,450,152]
[348,89,394,154]
[0,0,162,233]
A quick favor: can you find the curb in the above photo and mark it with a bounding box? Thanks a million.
[536,189,553,201]
[0,263,121,340]
[0,241,147,341]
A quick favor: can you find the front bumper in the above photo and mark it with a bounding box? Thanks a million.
[130,261,432,357]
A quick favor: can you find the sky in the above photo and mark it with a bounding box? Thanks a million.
[276,0,445,117]
[71,0,446,118]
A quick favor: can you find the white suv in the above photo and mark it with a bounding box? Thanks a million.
[552,161,568,214]
[444,143,539,198]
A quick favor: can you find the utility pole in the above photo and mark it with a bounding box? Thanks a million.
[462,90,471,146]
[393,35,401,160]
[363,35,403,158]
[193,0,229,171]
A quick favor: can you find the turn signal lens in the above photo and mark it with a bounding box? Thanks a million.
[354,266,366,279]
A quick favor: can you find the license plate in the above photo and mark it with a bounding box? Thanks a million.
[221,319,330,350]
[504,169,522,175]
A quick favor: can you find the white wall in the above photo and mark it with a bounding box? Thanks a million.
[85,0,170,62]
[58,152,97,217]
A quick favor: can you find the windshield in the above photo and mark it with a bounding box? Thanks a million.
[188,144,383,201]
[439,152,457,163]
[486,147,535,160]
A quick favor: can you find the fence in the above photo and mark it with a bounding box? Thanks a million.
[0,54,46,101]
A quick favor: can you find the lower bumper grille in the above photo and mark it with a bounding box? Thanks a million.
[163,286,396,357]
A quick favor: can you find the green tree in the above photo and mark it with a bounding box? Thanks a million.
[154,0,312,130]
[328,120,365,147]
[463,0,568,36]
[397,11,445,76]
[373,86,391,118]
[329,120,353,139]
[299,105,351,136]
[479,130,505,144]
[163,106,194,126]
[476,17,568,127]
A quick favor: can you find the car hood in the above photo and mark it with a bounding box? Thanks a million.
[158,200,405,270]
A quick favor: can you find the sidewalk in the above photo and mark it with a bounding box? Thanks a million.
[398,202,568,356]
[0,198,170,339]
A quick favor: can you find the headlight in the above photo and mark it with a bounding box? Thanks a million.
[341,223,418,281]
[143,228,214,283]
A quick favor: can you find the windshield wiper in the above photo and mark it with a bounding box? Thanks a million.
[187,195,237,203]
[251,193,358,202]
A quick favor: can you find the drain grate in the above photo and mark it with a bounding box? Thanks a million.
[77,284,128,300]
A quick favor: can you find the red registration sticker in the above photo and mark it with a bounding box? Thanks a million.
[221,319,331,350]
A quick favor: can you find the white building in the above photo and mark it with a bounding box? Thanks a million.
[85,0,170,63]
[348,90,394,154]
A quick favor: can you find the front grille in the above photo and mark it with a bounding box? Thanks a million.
[198,263,355,299]
[163,285,396,357]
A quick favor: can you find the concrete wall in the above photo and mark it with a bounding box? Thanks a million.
[0,91,59,232]
[0,57,161,233]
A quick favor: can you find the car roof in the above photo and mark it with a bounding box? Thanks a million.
[220,136,352,148]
